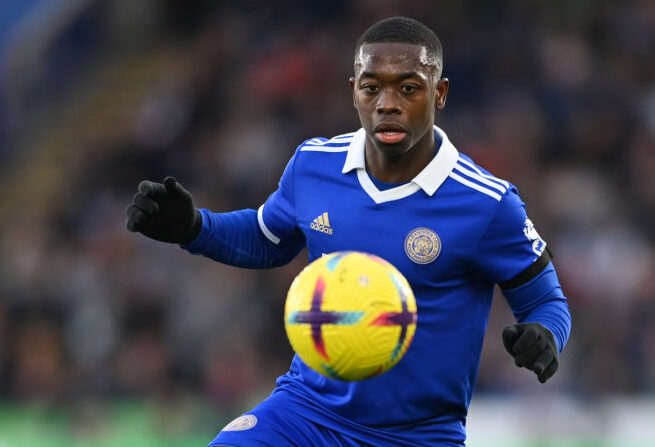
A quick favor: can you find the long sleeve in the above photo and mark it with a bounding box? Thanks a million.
[181,208,305,268]
[472,187,571,353]
[502,262,572,353]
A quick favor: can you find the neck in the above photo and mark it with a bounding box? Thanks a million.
[365,127,436,183]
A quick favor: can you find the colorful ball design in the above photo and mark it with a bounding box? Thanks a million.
[284,251,417,381]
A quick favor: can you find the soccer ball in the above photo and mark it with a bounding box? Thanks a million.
[284,251,417,381]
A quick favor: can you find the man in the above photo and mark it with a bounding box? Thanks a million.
[126,17,571,447]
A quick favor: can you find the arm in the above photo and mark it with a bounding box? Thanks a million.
[474,188,572,382]
[501,258,571,354]
[182,208,305,269]
[126,151,305,269]
[500,258,571,383]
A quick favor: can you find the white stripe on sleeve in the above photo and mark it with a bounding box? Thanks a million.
[454,163,507,193]
[257,205,281,244]
[448,173,503,201]
[457,157,510,188]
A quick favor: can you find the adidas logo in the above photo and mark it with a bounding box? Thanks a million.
[311,212,333,235]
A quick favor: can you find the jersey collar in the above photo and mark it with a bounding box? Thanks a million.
[341,125,459,198]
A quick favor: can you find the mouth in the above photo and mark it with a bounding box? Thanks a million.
[374,123,408,145]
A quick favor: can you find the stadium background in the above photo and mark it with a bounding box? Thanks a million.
[0,0,654,445]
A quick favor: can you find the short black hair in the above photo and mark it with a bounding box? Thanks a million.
[355,16,443,76]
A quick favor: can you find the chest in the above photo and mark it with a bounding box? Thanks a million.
[294,179,483,289]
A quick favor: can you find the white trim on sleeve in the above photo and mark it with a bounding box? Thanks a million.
[448,173,503,201]
[257,205,281,244]
[453,163,508,193]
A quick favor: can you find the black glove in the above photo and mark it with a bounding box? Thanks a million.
[126,176,201,244]
[502,322,559,383]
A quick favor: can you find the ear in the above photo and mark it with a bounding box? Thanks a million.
[349,77,357,109]
[435,78,449,110]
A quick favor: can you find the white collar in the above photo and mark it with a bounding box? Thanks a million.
[341,125,459,202]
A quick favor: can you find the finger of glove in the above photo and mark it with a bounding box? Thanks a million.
[164,176,193,203]
[164,176,190,199]
[133,193,159,215]
[538,358,559,383]
[137,180,167,199]
[502,325,520,354]
[531,347,556,376]
[540,327,558,352]
[511,326,541,355]
[514,339,547,368]
[126,204,146,232]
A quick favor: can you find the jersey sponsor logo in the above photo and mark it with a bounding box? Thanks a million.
[523,218,546,256]
[404,227,441,264]
[311,212,334,235]
[221,414,258,432]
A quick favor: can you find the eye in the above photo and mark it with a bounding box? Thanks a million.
[401,84,419,94]
[361,84,379,93]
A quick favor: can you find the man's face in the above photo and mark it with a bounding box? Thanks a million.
[350,42,448,157]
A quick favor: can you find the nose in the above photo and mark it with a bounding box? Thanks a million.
[376,88,401,115]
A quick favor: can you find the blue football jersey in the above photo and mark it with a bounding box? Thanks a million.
[252,125,552,444]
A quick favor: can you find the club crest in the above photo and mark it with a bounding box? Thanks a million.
[405,227,441,264]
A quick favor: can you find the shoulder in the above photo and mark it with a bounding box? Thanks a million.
[287,131,357,175]
[447,154,535,242]
[296,131,357,153]
[447,152,515,203]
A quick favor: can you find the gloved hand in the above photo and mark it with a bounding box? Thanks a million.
[126,176,201,244]
[502,322,559,383]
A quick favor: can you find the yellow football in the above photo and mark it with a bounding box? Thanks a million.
[284,251,417,381]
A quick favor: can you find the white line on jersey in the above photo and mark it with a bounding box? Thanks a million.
[453,163,507,193]
[448,172,503,201]
[457,157,510,188]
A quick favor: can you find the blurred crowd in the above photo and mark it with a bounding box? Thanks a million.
[0,0,654,420]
